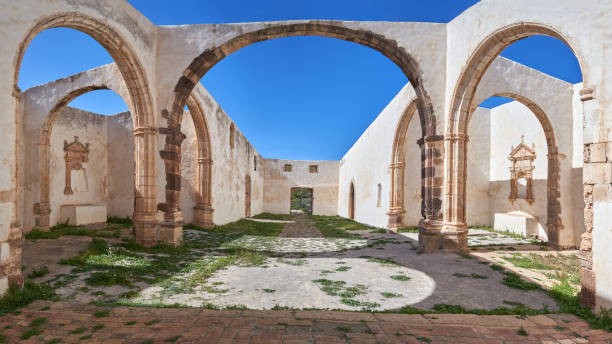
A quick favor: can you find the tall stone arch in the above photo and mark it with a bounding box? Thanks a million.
[159,21,442,244]
[13,13,157,252]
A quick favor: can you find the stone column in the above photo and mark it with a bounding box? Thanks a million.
[546,152,564,247]
[579,87,599,308]
[133,126,159,247]
[35,142,51,230]
[418,135,448,252]
[437,133,468,253]
[194,157,214,228]
[157,127,185,246]
[387,161,405,231]
[1,88,24,293]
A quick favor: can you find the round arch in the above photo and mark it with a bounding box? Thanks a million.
[14,13,158,245]
[160,22,443,234]
[388,98,419,229]
[35,86,133,229]
[185,93,214,228]
[443,22,585,251]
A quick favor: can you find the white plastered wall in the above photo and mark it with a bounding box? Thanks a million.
[263,159,339,216]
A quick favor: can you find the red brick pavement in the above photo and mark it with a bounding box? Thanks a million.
[0,301,611,343]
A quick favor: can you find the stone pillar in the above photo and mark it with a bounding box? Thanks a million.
[437,133,468,253]
[133,126,159,247]
[578,87,597,308]
[36,142,51,230]
[194,157,214,228]
[418,135,448,252]
[546,152,564,248]
[387,161,405,231]
[1,88,24,293]
[157,127,186,246]
[33,202,51,231]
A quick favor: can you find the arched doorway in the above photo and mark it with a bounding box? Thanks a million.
[348,182,355,220]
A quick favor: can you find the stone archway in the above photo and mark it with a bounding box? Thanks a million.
[476,92,561,241]
[445,22,596,306]
[35,86,114,230]
[159,22,443,246]
[444,22,585,252]
[185,93,214,228]
[388,98,419,230]
[13,13,157,249]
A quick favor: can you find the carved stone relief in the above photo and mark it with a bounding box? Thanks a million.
[63,136,89,195]
[508,135,535,204]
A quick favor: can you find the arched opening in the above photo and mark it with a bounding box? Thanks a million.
[14,14,157,250]
[467,95,556,242]
[348,182,356,220]
[446,24,592,305]
[160,22,443,242]
[445,24,585,252]
[33,89,133,230]
[185,91,214,229]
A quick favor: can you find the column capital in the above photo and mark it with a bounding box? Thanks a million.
[389,161,404,169]
[133,126,157,136]
[444,133,469,143]
[579,87,595,102]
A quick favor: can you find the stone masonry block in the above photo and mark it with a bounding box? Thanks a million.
[590,143,606,162]
[583,163,612,185]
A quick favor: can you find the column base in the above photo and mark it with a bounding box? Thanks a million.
[133,213,158,247]
[579,267,596,308]
[33,203,51,231]
[158,222,183,246]
[194,204,214,229]
[386,208,405,233]
[441,222,468,253]
[1,224,24,293]
[417,219,443,253]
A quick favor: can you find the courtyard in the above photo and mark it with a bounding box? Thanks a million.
[2,215,610,342]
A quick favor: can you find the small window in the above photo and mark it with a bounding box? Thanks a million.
[377,183,382,208]
[254,156,257,171]
[283,164,292,172]
[229,123,235,149]
[309,165,318,173]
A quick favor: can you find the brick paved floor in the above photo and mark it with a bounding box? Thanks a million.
[1,301,611,343]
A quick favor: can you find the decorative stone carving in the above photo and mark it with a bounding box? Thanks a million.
[63,136,89,195]
[508,135,535,204]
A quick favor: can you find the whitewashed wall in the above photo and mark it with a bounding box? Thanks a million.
[263,159,339,216]
[338,84,417,228]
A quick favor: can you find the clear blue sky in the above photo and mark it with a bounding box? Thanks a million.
[18,0,581,160]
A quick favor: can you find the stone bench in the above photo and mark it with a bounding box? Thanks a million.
[60,205,107,226]
[494,212,542,239]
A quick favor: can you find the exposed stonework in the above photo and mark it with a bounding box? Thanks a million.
[1,0,611,312]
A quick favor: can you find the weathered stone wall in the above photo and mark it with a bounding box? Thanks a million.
[465,107,492,226]
[263,159,339,216]
[107,111,134,218]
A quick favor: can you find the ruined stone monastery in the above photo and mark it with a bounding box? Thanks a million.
[1,0,611,312]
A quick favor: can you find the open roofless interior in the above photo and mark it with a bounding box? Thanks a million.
[1,0,612,342]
